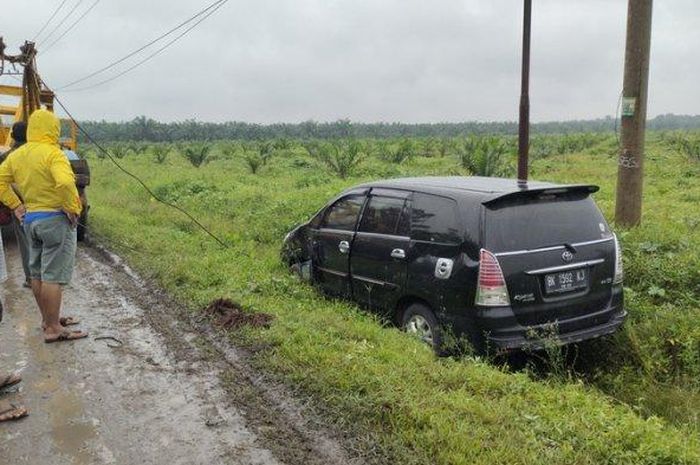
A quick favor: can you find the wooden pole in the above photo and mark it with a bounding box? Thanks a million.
[517,0,532,182]
[615,0,653,227]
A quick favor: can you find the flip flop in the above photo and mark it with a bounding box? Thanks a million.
[0,401,29,422]
[44,329,89,344]
[0,372,21,390]
[60,316,80,326]
[41,316,80,331]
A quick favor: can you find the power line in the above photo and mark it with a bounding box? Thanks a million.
[43,84,229,248]
[65,0,228,92]
[40,0,86,46]
[42,0,102,54]
[57,0,226,90]
[33,0,70,42]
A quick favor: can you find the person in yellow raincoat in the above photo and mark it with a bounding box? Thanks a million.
[0,109,87,343]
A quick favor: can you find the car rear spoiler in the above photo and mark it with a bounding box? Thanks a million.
[482,184,599,207]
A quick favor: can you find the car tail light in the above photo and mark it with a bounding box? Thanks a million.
[613,234,624,285]
[475,249,511,306]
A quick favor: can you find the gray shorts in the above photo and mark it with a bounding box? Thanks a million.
[24,215,77,285]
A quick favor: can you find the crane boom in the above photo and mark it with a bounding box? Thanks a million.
[0,38,77,151]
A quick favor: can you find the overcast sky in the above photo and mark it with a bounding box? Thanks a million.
[1,0,697,123]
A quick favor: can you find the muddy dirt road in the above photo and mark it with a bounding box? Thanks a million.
[0,238,356,465]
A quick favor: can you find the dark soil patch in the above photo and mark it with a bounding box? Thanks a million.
[203,298,274,330]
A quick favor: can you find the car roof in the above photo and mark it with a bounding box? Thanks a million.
[355,176,599,204]
[358,176,559,195]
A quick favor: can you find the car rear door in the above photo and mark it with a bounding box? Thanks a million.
[350,189,411,312]
[405,192,464,313]
[311,193,367,297]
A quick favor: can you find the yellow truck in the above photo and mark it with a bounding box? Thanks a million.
[0,39,90,240]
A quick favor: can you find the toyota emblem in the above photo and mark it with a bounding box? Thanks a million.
[561,250,574,263]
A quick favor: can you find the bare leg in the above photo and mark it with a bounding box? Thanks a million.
[12,217,31,284]
[40,282,63,339]
[36,279,79,330]
[30,278,45,326]
[40,283,87,342]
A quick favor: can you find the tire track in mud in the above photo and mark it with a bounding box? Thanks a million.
[86,243,365,465]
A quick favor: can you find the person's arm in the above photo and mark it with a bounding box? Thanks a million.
[0,155,21,210]
[49,150,82,215]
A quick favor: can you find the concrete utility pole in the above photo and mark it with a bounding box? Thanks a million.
[517,0,532,182]
[615,0,653,227]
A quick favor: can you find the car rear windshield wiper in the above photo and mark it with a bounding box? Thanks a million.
[527,242,578,253]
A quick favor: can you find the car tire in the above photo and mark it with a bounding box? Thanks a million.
[401,303,442,352]
[77,208,88,242]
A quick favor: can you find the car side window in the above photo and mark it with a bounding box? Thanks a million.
[396,200,411,237]
[411,193,461,243]
[322,195,365,231]
[358,196,405,235]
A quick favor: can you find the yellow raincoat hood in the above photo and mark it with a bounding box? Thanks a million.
[0,108,81,215]
[26,109,60,145]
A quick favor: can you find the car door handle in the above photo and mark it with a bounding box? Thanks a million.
[338,241,350,254]
[391,248,406,259]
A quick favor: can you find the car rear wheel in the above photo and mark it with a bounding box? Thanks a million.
[401,303,442,350]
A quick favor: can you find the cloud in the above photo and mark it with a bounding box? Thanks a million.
[1,0,696,123]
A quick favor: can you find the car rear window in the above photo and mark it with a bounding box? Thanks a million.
[484,194,611,252]
[411,193,461,243]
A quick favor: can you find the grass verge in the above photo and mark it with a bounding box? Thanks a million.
[86,133,700,464]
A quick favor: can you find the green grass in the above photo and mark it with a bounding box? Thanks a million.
[86,133,700,464]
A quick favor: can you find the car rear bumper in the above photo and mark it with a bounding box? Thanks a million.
[443,288,626,351]
[485,309,627,351]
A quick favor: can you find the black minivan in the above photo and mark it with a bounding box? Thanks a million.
[282,176,626,352]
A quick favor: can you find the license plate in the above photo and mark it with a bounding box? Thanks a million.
[544,268,588,294]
